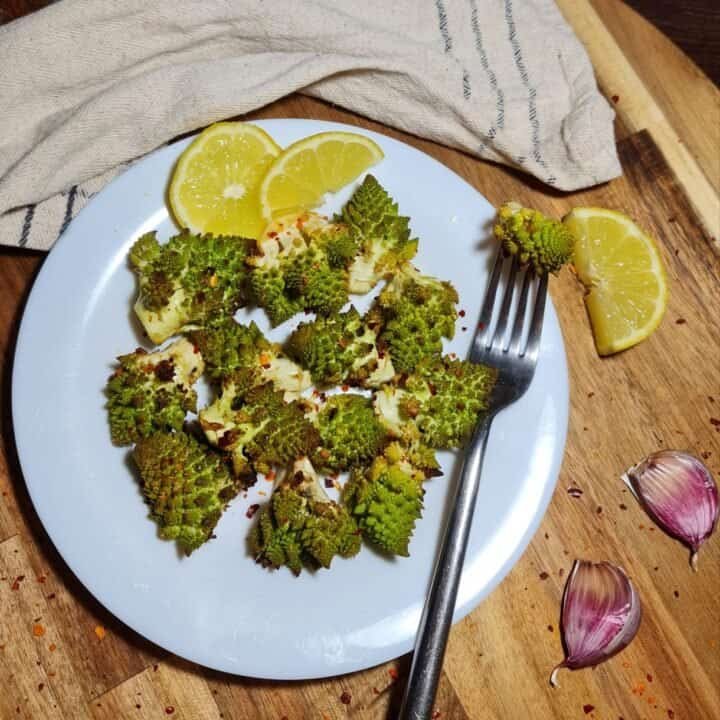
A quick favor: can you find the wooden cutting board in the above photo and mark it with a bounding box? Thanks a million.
[0,1,718,718]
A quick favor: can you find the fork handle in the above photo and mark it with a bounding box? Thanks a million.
[398,416,493,720]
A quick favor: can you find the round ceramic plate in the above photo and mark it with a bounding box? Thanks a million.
[12,119,568,679]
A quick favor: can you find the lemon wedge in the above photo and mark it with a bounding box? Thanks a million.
[169,122,281,238]
[259,131,384,220]
[564,207,668,355]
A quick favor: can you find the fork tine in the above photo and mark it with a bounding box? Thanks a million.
[507,267,533,355]
[488,255,519,349]
[476,248,505,344]
[523,273,548,360]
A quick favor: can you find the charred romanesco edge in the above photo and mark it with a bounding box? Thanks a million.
[494,202,575,275]
[133,431,240,555]
[372,263,459,374]
[246,213,353,326]
[340,175,418,294]
[284,306,395,389]
[130,230,254,344]
[106,337,205,446]
[249,458,362,574]
[312,394,388,474]
[199,379,319,483]
[344,443,426,557]
[187,317,310,400]
[374,356,497,449]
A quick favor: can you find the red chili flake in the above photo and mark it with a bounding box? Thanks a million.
[153,664,159,671]
[48,671,55,677]
[538,572,549,580]
[583,704,595,714]
[458,309,466,317]
[710,417,720,427]
[701,451,711,460]
[47,593,56,600]
[675,318,686,325]
[388,668,399,681]
[596,506,603,515]
[49,643,57,652]
[340,691,352,705]
[11,575,25,590]
[668,710,675,719]
[38,683,45,691]
[165,707,175,715]
[246,504,260,519]
[646,673,653,682]
[37,575,46,584]
[268,231,278,238]
[324,478,334,488]
[619,503,627,510]
[709,396,715,403]
[649,527,655,532]
[673,590,679,598]
[587,391,595,398]
[32,624,45,637]
[611,94,620,103]
[567,487,583,498]
[341,384,350,392]
[432,712,442,719]
[547,624,554,632]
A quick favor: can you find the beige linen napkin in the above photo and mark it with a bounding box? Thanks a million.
[0,0,620,251]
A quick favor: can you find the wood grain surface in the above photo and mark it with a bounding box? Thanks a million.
[1,2,719,719]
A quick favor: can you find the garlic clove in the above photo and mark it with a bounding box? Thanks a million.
[624,450,718,570]
[551,559,641,687]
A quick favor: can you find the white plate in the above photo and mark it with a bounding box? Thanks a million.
[12,119,568,679]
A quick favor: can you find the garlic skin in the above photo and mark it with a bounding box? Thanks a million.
[550,560,641,687]
[624,450,718,570]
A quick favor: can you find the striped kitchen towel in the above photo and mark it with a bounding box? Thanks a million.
[0,0,620,251]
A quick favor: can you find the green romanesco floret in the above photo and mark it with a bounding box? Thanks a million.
[249,458,362,574]
[284,306,395,388]
[312,394,387,473]
[187,317,310,399]
[106,338,204,446]
[373,263,459,373]
[374,357,497,449]
[494,202,575,275]
[130,230,253,344]
[133,431,240,555]
[199,379,318,482]
[344,443,426,557]
[247,213,353,326]
[340,175,418,294]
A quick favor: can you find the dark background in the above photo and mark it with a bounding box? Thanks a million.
[0,0,718,85]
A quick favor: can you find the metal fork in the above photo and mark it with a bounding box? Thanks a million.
[398,249,548,720]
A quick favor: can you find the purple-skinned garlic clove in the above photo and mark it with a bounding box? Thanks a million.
[550,559,641,687]
[624,450,718,570]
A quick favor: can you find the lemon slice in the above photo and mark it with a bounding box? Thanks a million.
[169,122,281,238]
[259,131,384,220]
[564,207,668,356]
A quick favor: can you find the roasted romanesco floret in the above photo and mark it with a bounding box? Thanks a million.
[199,379,318,482]
[106,338,204,446]
[187,317,310,399]
[133,431,240,555]
[372,263,459,374]
[344,443,426,556]
[129,230,253,344]
[284,306,395,388]
[312,394,387,473]
[494,202,575,275]
[341,175,418,294]
[249,457,362,574]
[246,213,353,326]
[374,357,497,449]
